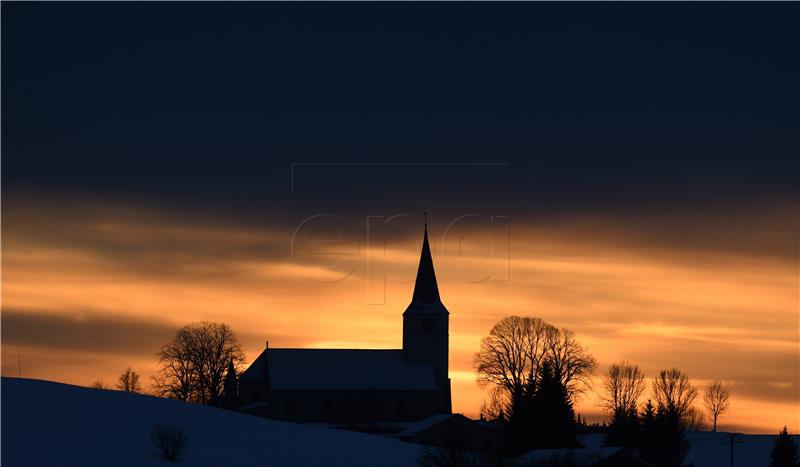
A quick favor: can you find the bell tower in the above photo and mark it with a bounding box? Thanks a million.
[402,216,451,413]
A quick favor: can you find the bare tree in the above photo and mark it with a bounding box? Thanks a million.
[474,316,553,415]
[651,368,698,427]
[117,367,142,393]
[149,423,190,462]
[153,322,245,405]
[703,380,731,432]
[480,385,509,421]
[153,325,197,402]
[544,327,597,397]
[600,361,645,416]
[474,315,596,419]
[91,379,107,389]
[684,406,706,431]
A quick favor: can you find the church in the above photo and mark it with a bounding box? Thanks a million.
[236,221,452,423]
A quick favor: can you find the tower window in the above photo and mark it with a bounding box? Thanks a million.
[423,318,434,334]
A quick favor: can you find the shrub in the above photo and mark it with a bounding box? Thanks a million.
[149,423,190,462]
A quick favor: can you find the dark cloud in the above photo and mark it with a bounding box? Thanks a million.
[2,3,798,219]
[2,309,178,356]
[0,309,301,357]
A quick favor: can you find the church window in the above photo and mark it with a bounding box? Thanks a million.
[423,318,434,334]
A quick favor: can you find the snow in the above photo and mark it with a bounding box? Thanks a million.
[3,377,796,467]
[519,445,621,464]
[684,431,798,467]
[580,431,800,467]
[1,377,422,466]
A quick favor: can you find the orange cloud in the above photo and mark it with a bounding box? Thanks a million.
[2,198,797,433]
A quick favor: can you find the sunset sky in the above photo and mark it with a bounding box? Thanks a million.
[2,3,798,434]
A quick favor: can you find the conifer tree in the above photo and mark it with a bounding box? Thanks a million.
[770,426,800,467]
[637,399,689,467]
[605,407,639,450]
[222,358,238,408]
[530,360,577,449]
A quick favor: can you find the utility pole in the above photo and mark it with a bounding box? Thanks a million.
[729,432,736,467]
[18,348,22,377]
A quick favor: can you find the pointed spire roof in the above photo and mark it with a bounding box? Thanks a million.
[405,215,449,314]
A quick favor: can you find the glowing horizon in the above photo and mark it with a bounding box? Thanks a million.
[2,197,797,434]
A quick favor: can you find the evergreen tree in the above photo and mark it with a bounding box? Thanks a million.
[530,360,577,449]
[638,399,656,450]
[770,426,800,467]
[222,359,238,408]
[604,407,639,450]
[506,371,537,455]
[637,401,689,467]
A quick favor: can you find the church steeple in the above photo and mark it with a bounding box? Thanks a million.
[402,215,451,413]
[405,216,448,314]
[411,217,442,305]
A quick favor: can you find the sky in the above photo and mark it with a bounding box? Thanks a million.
[2,3,798,433]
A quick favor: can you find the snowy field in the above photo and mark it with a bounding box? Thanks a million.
[2,377,795,467]
[2,377,421,466]
[579,430,796,467]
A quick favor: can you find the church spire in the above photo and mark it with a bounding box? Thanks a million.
[410,215,443,306]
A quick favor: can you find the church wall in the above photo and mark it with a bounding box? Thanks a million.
[238,380,442,423]
[268,389,441,423]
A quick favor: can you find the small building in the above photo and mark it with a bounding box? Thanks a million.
[397,413,503,454]
[237,221,452,423]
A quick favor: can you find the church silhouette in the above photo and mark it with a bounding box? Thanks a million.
[236,221,452,423]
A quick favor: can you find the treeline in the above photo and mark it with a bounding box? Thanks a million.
[600,364,712,466]
[473,315,744,466]
[91,321,245,407]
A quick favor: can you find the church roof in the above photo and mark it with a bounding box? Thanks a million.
[396,413,457,437]
[405,220,449,314]
[240,348,437,391]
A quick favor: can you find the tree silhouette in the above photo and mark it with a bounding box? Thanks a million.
[474,316,596,423]
[544,326,598,399]
[601,361,645,416]
[638,399,689,467]
[651,368,698,429]
[149,423,190,462]
[475,316,551,421]
[638,399,658,458]
[770,426,800,467]
[605,408,640,450]
[529,360,578,450]
[117,367,142,393]
[153,322,245,405]
[702,380,730,432]
[601,361,645,449]
[222,358,238,408]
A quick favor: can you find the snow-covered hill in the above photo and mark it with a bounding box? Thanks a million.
[1,377,421,467]
[579,430,796,467]
[2,377,794,467]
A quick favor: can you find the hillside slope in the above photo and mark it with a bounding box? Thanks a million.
[2,377,421,467]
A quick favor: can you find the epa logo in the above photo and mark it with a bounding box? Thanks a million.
[290,213,510,304]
